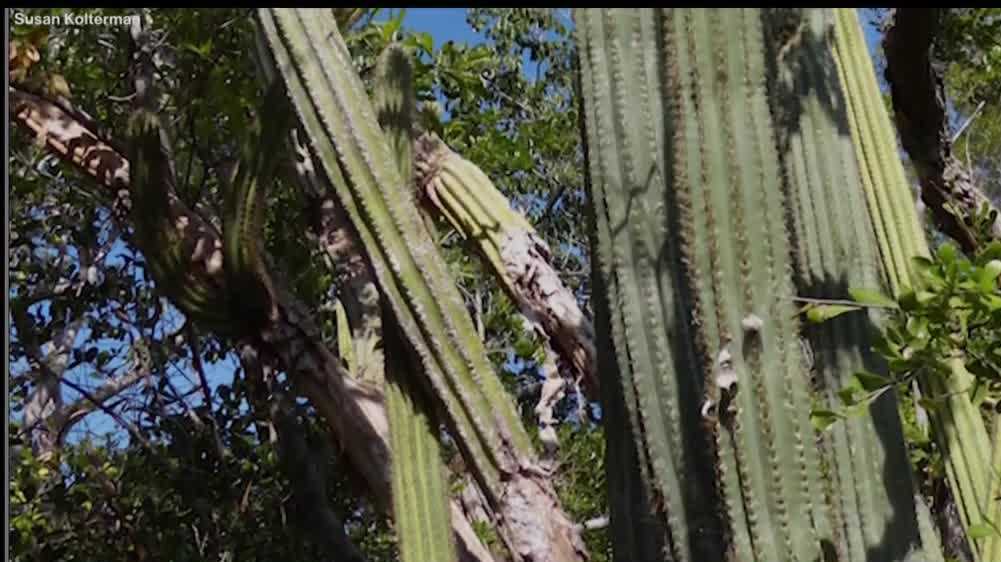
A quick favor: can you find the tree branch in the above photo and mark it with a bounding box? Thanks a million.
[882,8,1001,253]
[59,376,151,450]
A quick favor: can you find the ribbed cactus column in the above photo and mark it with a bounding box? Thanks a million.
[763,8,933,561]
[832,9,997,561]
[256,9,585,562]
[578,8,933,561]
[373,44,458,562]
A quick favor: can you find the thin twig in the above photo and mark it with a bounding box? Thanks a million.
[60,376,151,449]
[788,295,899,309]
[950,100,986,145]
[186,324,227,458]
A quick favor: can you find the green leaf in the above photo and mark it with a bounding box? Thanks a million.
[918,396,947,412]
[912,255,935,272]
[967,522,998,539]
[848,287,899,308]
[852,371,893,392]
[937,242,958,264]
[978,258,1001,284]
[810,409,844,432]
[804,303,860,323]
[979,241,1001,262]
[414,32,433,54]
[838,383,862,407]
[905,316,929,339]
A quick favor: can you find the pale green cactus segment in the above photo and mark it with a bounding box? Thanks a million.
[833,10,996,561]
[765,8,930,561]
[255,9,531,501]
[373,43,458,562]
[386,328,458,562]
[413,134,535,300]
[830,9,927,294]
[926,362,1000,562]
[374,43,416,186]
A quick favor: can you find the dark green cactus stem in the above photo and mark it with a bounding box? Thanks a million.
[222,81,292,333]
[578,8,933,561]
[832,9,998,561]
[373,43,458,562]
[127,109,231,333]
[256,9,585,561]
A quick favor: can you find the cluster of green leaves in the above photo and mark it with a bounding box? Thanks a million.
[552,423,610,562]
[881,244,1000,386]
[937,9,1001,108]
[812,241,1000,427]
[938,8,1001,206]
[10,400,397,562]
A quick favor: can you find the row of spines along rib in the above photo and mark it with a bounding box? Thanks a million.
[765,8,933,562]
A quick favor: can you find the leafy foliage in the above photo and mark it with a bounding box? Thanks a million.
[813,241,1000,420]
[10,411,396,562]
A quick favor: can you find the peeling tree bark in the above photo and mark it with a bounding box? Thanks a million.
[883,8,1001,253]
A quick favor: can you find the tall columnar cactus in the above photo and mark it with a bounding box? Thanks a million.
[577,8,934,561]
[256,9,586,562]
[373,44,457,562]
[763,9,938,561]
[832,9,999,561]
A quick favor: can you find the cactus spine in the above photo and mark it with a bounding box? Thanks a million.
[256,9,585,561]
[832,9,998,561]
[578,8,932,561]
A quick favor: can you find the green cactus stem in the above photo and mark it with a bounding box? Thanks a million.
[373,44,458,562]
[413,132,599,452]
[765,8,935,561]
[832,9,998,561]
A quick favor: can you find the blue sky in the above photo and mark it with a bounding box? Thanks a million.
[391,8,887,74]
[56,8,894,445]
